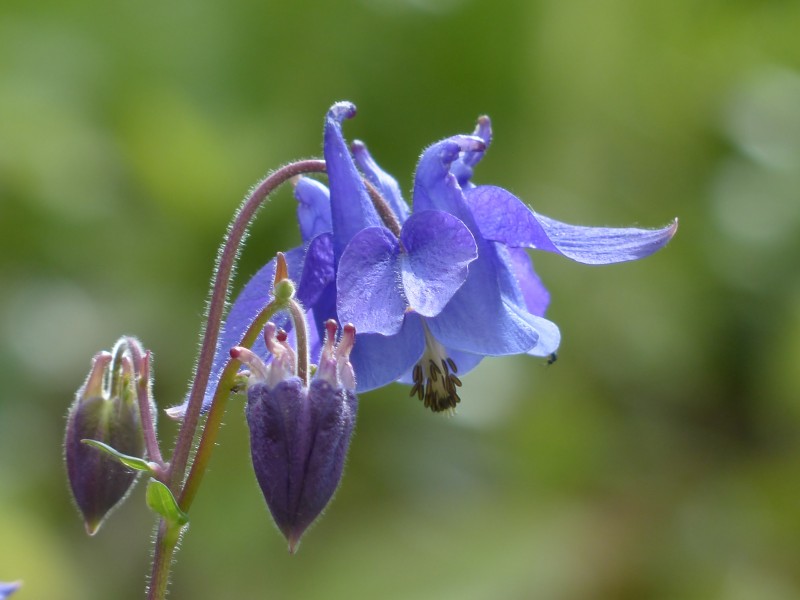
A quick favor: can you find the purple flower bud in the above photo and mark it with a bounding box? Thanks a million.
[233,321,357,552]
[64,345,147,535]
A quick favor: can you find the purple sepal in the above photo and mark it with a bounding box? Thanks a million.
[246,378,357,552]
[465,185,678,264]
[324,102,381,260]
[295,177,332,241]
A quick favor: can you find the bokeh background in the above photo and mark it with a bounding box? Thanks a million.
[2,0,800,598]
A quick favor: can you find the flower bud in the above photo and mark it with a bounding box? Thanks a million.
[64,342,148,535]
[233,320,357,552]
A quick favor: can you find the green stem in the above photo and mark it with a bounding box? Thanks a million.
[147,521,182,600]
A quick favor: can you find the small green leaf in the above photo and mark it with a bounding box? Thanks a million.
[146,479,189,526]
[81,439,156,474]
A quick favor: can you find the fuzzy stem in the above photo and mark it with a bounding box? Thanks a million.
[168,159,326,490]
[147,521,182,600]
[147,160,325,600]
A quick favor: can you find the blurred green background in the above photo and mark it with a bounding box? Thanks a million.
[2,0,800,598]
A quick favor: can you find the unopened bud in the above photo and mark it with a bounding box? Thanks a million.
[236,320,358,552]
[64,340,150,535]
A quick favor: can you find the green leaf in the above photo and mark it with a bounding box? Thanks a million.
[146,479,189,526]
[81,439,156,474]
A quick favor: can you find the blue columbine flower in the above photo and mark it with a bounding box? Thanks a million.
[180,101,676,415]
[317,102,677,411]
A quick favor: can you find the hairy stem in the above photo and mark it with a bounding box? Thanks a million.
[147,521,182,600]
[168,159,326,490]
[147,160,325,600]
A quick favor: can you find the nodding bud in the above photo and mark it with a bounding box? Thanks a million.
[234,320,358,553]
[64,339,152,535]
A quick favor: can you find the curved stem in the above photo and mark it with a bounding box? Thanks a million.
[168,159,326,490]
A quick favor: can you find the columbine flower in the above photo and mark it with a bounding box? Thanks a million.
[232,320,357,552]
[0,582,21,599]
[189,101,676,414]
[319,102,677,411]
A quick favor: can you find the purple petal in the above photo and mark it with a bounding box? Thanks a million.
[351,140,410,224]
[450,115,493,189]
[508,302,561,357]
[399,210,477,318]
[465,185,678,264]
[294,177,332,241]
[337,227,407,336]
[297,233,335,305]
[349,316,426,393]
[324,102,381,259]
[426,240,545,356]
[412,135,486,218]
[496,244,550,317]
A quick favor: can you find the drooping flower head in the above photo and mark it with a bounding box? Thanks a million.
[321,102,677,410]
[232,319,358,552]
[182,102,676,416]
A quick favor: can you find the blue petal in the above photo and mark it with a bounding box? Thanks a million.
[399,210,477,318]
[450,116,493,189]
[351,140,410,224]
[349,316,426,393]
[426,239,544,356]
[507,302,561,357]
[465,185,678,264]
[297,233,335,306]
[412,135,486,218]
[324,102,381,259]
[294,177,332,241]
[337,227,407,336]
[495,244,550,317]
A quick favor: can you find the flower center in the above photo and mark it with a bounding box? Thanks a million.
[409,327,462,413]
